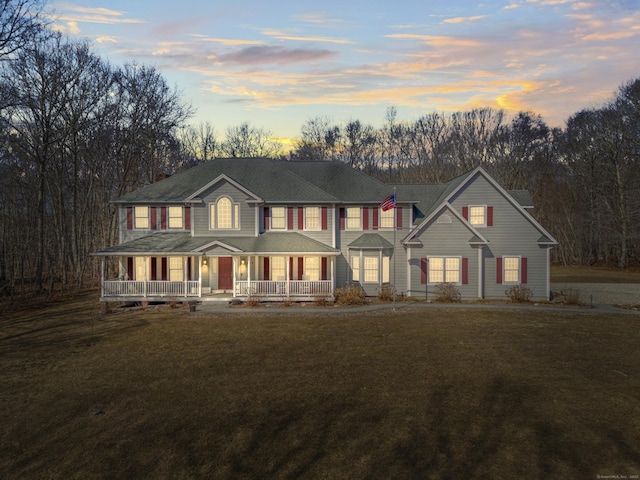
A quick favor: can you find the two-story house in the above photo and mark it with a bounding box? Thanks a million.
[94,158,557,303]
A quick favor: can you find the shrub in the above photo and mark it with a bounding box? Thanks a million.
[245,293,261,307]
[505,284,533,303]
[563,288,585,306]
[334,284,367,305]
[434,282,461,303]
[312,294,331,307]
[377,283,396,302]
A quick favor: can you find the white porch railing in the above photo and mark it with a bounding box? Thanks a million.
[235,280,333,297]
[102,280,200,298]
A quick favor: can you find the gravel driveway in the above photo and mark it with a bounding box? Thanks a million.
[551,283,640,305]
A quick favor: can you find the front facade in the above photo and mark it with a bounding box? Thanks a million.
[94,159,557,302]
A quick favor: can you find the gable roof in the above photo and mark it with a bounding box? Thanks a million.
[114,158,396,204]
[403,203,489,246]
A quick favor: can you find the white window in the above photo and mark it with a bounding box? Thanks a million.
[428,257,460,284]
[271,257,286,281]
[210,197,239,230]
[380,208,394,228]
[305,257,320,281]
[382,256,390,283]
[271,207,286,230]
[469,206,486,226]
[305,207,320,231]
[364,257,379,283]
[168,206,183,229]
[134,206,149,229]
[351,255,360,282]
[504,256,520,283]
[169,257,184,281]
[346,207,361,230]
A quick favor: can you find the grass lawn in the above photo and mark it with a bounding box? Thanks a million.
[552,264,640,283]
[1,291,639,479]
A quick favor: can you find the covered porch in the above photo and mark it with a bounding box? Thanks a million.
[94,232,339,302]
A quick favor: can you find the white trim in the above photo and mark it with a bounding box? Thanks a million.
[404,203,488,245]
[426,256,463,285]
[502,255,522,284]
[468,205,487,228]
[345,206,363,231]
[185,174,263,203]
[406,246,412,295]
[478,246,483,298]
[303,206,321,232]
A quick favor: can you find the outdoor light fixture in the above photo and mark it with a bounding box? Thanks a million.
[203,259,207,265]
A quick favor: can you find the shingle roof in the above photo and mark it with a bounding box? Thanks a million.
[114,158,395,204]
[347,234,394,249]
[93,231,340,255]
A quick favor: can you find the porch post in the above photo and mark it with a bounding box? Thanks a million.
[198,256,202,297]
[101,257,105,297]
[247,256,252,295]
[184,256,188,297]
[232,257,236,297]
[478,246,484,298]
[143,257,147,297]
[286,255,290,298]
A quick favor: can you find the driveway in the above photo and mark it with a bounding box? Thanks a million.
[551,282,640,306]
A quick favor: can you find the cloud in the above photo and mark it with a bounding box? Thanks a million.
[386,33,483,47]
[442,15,488,24]
[51,3,144,25]
[191,35,264,46]
[216,45,337,65]
[261,29,353,44]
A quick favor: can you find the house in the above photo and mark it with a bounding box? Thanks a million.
[93,158,557,303]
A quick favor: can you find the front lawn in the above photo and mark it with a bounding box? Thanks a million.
[1,292,639,479]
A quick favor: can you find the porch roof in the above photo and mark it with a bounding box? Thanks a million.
[93,232,340,256]
[347,233,394,249]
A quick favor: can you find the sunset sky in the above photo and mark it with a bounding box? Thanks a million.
[51,0,640,144]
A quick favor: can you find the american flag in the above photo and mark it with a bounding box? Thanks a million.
[380,194,396,211]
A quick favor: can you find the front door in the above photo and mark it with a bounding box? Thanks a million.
[218,257,233,290]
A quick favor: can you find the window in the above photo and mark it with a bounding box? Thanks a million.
[364,257,379,283]
[210,197,239,230]
[428,257,460,284]
[382,256,390,283]
[305,257,320,281]
[168,206,183,229]
[169,257,183,281]
[380,208,394,228]
[271,207,286,230]
[504,256,520,283]
[351,255,360,281]
[305,207,320,231]
[134,257,149,280]
[346,207,361,230]
[271,257,286,281]
[134,206,149,229]
[469,206,486,226]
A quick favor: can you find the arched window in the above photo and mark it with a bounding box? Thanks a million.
[217,197,232,229]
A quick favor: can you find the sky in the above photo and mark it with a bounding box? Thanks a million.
[49,0,640,146]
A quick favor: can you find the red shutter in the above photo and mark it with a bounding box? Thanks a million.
[150,207,157,230]
[264,257,270,281]
[462,257,468,285]
[321,257,328,281]
[396,207,403,229]
[127,257,134,280]
[161,207,167,230]
[298,207,304,230]
[363,207,369,230]
[289,257,293,280]
[372,208,379,230]
[287,207,294,230]
[264,207,270,230]
[521,257,527,284]
[339,208,345,230]
[462,206,469,221]
[126,207,133,230]
[487,206,493,227]
[321,207,328,230]
[496,257,503,284]
[187,258,191,281]
[297,257,304,280]
[161,257,167,281]
[184,206,191,230]
[151,257,157,280]
[420,258,427,284]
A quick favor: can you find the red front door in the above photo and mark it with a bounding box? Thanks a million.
[218,257,233,290]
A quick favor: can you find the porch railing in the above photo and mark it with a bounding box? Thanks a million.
[102,280,200,298]
[235,280,333,297]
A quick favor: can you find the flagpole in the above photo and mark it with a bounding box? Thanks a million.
[393,186,396,312]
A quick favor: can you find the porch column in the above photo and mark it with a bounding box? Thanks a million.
[247,256,252,295]
[143,257,147,297]
[184,256,188,297]
[407,247,412,296]
[233,257,237,297]
[198,256,202,297]
[478,246,484,299]
[286,255,290,298]
[331,256,335,294]
[101,257,106,297]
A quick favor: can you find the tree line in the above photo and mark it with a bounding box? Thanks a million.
[0,0,638,298]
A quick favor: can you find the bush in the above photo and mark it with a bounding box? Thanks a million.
[312,294,331,307]
[434,282,461,303]
[334,284,367,305]
[505,284,533,303]
[563,288,585,306]
[377,283,396,302]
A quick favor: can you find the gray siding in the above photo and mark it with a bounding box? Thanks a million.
[448,174,550,300]
[193,181,257,237]
[407,211,479,299]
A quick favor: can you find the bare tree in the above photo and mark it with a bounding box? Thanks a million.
[219,122,281,158]
[179,121,218,165]
[0,0,46,60]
